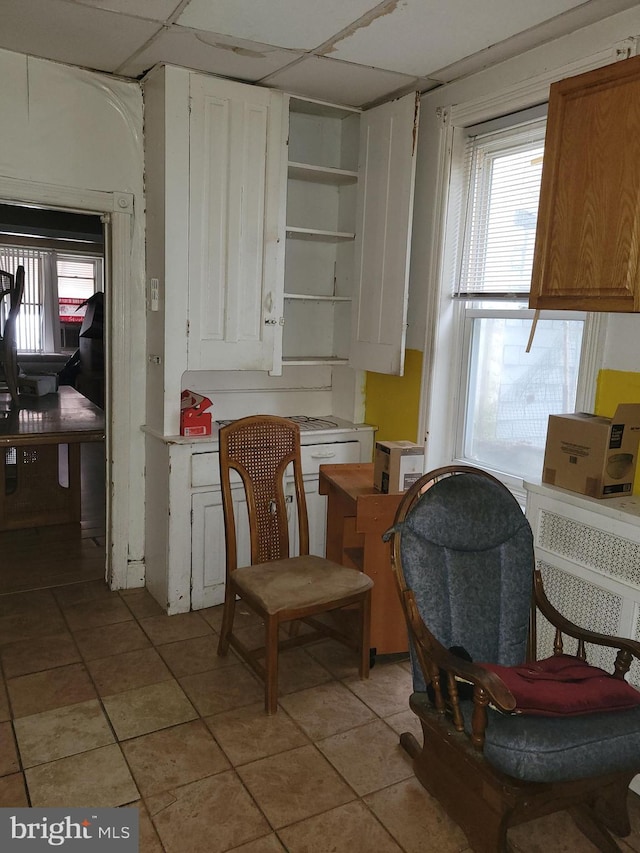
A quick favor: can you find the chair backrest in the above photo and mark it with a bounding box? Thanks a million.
[219,415,310,571]
[392,466,534,691]
[0,266,24,333]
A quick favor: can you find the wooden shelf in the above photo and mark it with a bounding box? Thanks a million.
[289,96,361,120]
[286,227,355,242]
[288,161,358,185]
[281,355,349,366]
[284,293,351,302]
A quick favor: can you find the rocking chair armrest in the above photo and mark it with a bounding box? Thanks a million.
[431,646,518,713]
[534,570,640,661]
[404,589,517,712]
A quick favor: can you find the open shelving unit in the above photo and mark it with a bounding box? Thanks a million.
[283,96,361,366]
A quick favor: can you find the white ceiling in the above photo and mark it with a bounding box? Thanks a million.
[2,0,639,106]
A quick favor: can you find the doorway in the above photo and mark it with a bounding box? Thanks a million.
[0,203,107,595]
[0,177,139,597]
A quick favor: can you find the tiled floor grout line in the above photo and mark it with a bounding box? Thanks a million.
[5,585,640,851]
[134,602,417,852]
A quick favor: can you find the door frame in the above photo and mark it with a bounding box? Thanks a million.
[0,175,135,588]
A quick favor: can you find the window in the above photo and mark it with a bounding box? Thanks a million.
[0,246,102,353]
[450,110,593,486]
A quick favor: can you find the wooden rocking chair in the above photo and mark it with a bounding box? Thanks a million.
[386,465,640,852]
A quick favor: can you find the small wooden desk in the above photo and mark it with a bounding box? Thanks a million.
[0,386,105,530]
[319,462,408,655]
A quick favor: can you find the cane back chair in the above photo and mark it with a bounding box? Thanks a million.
[217,415,373,714]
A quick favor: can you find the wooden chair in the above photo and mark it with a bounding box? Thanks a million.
[386,464,640,853]
[0,265,24,406]
[217,414,373,713]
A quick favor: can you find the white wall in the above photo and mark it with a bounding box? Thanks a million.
[0,48,146,581]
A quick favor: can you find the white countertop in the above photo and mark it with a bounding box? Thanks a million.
[143,417,375,450]
[524,479,640,524]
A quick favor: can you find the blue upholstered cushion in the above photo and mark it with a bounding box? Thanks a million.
[411,692,640,782]
[398,473,533,691]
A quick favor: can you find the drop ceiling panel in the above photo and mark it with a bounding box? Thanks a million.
[71,0,181,20]
[324,0,593,76]
[263,55,417,108]
[0,0,160,73]
[176,0,382,50]
[119,29,303,81]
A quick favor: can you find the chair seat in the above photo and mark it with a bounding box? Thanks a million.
[413,692,640,783]
[232,555,373,615]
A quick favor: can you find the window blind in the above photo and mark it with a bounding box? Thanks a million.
[456,117,547,298]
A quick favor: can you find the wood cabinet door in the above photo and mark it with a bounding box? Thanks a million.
[188,75,287,371]
[530,54,640,312]
[350,92,420,375]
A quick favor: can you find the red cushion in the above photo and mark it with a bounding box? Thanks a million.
[479,654,640,717]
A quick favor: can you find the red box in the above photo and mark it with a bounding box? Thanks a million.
[180,390,212,437]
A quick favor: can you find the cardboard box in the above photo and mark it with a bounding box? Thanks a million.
[180,390,212,437]
[18,374,58,397]
[542,404,640,498]
[374,440,424,494]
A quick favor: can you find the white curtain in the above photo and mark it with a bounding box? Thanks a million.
[0,246,61,353]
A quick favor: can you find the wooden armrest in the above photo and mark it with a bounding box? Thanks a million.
[534,570,640,660]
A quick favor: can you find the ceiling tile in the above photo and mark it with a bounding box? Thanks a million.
[0,0,159,73]
[262,55,418,108]
[176,0,382,50]
[118,28,303,81]
[71,0,181,21]
[323,0,591,76]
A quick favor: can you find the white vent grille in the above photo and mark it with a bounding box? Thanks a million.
[538,510,640,586]
[537,561,625,676]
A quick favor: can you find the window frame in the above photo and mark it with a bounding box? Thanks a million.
[0,241,103,354]
[452,299,599,499]
[423,102,606,502]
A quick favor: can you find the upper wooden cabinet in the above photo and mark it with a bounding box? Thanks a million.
[530,54,640,312]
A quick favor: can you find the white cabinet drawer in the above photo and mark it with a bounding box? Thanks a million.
[191,440,360,487]
[301,441,359,475]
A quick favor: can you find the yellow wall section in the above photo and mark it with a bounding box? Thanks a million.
[595,369,640,493]
[365,349,423,452]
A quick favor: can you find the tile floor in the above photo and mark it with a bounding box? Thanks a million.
[0,580,639,852]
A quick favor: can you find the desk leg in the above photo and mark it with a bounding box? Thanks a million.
[69,443,82,524]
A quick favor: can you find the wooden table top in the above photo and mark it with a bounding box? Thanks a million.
[0,385,105,446]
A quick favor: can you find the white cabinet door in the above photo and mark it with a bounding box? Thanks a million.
[188,74,287,372]
[191,486,250,610]
[350,92,420,376]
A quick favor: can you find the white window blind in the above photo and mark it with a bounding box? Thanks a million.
[0,247,101,353]
[57,256,99,301]
[456,117,546,298]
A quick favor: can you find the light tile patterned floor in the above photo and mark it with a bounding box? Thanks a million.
[0,581,639,852]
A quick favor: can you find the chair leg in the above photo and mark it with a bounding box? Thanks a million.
[265,615,280,715]
[217,587,236,656]
[358,590,372,680]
